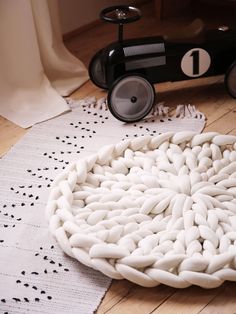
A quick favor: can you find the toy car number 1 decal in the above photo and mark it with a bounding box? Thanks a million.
[181,48,211,77]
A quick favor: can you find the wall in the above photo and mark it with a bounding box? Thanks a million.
[160,0,192,19]
[58,0,143,34]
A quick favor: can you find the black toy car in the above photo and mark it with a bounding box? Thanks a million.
[89,5,236,122]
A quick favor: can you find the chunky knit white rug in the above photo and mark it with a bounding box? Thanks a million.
[47,131,236,289]
[0,98,206,313]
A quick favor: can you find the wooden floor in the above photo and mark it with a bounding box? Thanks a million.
[1,1,236,313]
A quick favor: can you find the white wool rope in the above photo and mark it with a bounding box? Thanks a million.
[46,132,236,288]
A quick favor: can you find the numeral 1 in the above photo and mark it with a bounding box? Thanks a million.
[190,50,200,75]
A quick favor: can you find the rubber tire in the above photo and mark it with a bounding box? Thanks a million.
[89,49,108,90]
[107,74,155,123]
[225,61,236,99]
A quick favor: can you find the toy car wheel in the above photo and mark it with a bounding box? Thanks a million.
[108,75,155,123]
[89,49,108,90]
[225,61,236,98]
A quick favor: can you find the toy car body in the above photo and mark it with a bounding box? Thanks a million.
[89,6,236,122]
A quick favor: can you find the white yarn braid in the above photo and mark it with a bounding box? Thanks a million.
[46,132,236,288]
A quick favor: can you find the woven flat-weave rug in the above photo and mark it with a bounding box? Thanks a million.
[0,98,205,313]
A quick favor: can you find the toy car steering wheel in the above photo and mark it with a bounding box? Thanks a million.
[100,5,141,24]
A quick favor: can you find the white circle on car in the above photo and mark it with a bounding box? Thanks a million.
[181,48,211,77]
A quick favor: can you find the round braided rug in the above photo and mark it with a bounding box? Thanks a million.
[46,131,236,288]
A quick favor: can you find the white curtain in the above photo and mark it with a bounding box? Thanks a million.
[0,0,88,128]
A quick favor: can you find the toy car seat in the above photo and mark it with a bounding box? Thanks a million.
[163,18,206,44]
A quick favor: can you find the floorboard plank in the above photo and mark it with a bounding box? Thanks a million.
[198,283,236,314]
[97,280,134,314]
[204,109,236,133]
[151,285,223,314]
[0,116,27,158]
[103,284,176,314]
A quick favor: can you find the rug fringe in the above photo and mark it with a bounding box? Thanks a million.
[152,102,170,117]
[66,97,206,121]
[174,104,205,120]
[66,97,108,110]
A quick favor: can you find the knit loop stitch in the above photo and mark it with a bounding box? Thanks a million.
[46,131,236,288]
